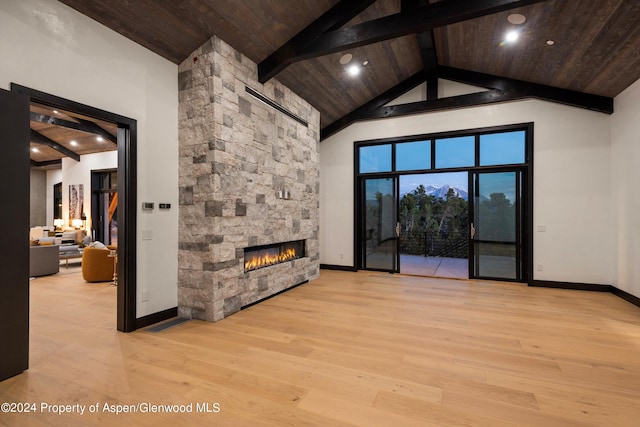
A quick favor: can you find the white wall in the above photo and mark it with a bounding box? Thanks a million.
[384,83,426,106]
[321,80,614,286]
[60,151,117,231]
[383,79,487,107]
[1,0,179,318]
[611,79,640,298]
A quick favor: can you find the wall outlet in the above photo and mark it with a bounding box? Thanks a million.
[141,290,149,302]
[142,229,153,240]
[537,263,544,271]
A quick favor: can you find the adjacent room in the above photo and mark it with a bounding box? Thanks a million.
[1,0,639,425]
[29,103,119,283]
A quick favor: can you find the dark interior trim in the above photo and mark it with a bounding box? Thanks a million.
[11,83,138,332]
[116,125,137,332]
[135,307,178,330]
[611,287,640,308]
[0,88,30,381]
[530,280,611,292]
[531,280,640,309]
[320,264,357,272]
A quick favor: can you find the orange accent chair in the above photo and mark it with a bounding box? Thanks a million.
[82,247,115,282]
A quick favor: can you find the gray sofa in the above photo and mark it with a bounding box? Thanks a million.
[29,245,60,277]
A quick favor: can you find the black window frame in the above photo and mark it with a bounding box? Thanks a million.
[354,122,534,284]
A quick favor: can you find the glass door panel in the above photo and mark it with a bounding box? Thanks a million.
[471,171,522,280]
[363,177,398,272]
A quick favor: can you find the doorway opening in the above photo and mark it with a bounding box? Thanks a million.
[399,172,468,278]
[12,83,137,332]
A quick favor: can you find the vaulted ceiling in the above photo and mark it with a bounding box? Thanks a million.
[55,0,640,143]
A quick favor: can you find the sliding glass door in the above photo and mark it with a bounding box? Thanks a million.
[470,170,523,280]
[361,177,399,272]
[355,124,531,282]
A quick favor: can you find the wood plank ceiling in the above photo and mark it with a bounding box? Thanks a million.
[29,103,118,168]
[53,0,640,143]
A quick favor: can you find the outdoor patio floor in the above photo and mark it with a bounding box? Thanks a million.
[400,254,468,279]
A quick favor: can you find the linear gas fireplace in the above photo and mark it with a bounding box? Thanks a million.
[244,240,305,272]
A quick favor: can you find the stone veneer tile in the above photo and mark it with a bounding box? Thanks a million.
[178,35,319,322]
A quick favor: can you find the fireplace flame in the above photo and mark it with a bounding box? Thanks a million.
[245,248,297,272]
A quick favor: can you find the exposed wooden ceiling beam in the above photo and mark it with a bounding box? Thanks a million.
[75,117,118,144]
[416,31,438,100]
[321,72,426,140]
[403,0,438,100]
[30,129,81,162]
[260,0,547,81]
[258,0,378,83]
[439,66,614,113]
[31,159,62,168]
[30,112,117,144]
[322,89,526,140]
[322,64,614,141]
[359,89,527,120]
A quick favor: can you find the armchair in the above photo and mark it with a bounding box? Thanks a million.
[81,247,115,282]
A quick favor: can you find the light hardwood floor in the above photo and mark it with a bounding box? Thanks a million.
[1,270,640,426]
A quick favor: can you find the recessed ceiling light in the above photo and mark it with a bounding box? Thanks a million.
[363,60,369,66]
[347,64,361,77]
[53,110,59,114]
[339,53,353,65]
[70,140,78,146]
[96,136,104,142]
[546,40,555,46]
[507,13,526,25]
[32,147,39,153]
[505,30,519,43]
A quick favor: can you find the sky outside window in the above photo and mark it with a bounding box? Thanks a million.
[359,144,391,173]
[435,136,475,168]
[396,140,430,171]
[480,131,525,165]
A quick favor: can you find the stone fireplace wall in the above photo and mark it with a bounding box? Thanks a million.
[178,36,320,321]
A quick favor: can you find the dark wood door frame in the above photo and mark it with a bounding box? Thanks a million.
[11,83,138,332]
[0,88,30,380]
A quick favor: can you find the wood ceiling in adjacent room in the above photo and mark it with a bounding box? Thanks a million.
[57,0,640,133]
[29,103,117,168]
